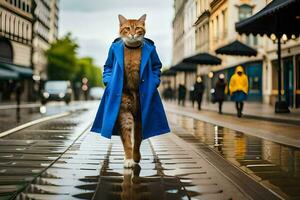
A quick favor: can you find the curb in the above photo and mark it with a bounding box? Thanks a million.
[201,107,300,126]
[0,112,71,138]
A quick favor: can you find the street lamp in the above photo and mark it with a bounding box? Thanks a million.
[270,33,290,113]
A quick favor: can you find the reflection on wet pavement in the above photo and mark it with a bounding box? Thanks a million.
[14,130,247,200]
[0,108,92,200]
[168,113,300,200]
[0,102,90,133]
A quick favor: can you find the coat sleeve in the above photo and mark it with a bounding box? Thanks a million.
[103,45,114,86]
[150,46,162,87]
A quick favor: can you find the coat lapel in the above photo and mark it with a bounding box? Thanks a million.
[140,40,153,79]
[114,40,124,74]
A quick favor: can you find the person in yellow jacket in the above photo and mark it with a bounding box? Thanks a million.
[229,66,249,117]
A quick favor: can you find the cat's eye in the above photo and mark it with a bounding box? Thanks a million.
[124,27,130,31]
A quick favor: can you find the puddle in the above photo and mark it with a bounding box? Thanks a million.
[168,113,300,199]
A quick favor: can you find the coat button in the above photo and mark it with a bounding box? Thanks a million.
[141,79,145,83]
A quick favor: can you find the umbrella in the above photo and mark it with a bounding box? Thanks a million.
[170,62,197,72]
[182,53,221,65]
[215,40,257,56]
[161,69,177,76]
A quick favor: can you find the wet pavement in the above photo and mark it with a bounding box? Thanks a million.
[0,100,296,199]
[167,113,300,200]
[0,107,92,200]
[15,132,248,200]
[0,102,89,133]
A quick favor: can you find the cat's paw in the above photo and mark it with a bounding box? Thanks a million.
[124,159,135,168]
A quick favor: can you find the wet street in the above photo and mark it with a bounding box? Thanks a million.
[0,101,299,200]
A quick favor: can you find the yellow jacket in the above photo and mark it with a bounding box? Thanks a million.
[229,66,249,95]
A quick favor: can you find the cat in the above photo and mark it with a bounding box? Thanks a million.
[115,14,146,168]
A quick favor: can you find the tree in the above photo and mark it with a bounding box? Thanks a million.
[46,33,79,81]
[76,57,104,87]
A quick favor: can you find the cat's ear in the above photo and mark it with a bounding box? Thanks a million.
[118,15,127,25]
[138,14,147,22]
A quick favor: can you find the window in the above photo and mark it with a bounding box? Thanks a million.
[222,9,228,37]
[239,4,252,21]
[216,15,219,40]
[239,5,254,46]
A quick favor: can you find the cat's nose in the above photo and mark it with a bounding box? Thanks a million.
[130,34,134,39]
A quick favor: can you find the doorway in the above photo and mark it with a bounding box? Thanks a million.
[283,57,294,107]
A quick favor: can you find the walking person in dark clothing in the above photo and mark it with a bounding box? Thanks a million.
[214,74,227,114]
[178,84,186,106]
[194,76,205,110]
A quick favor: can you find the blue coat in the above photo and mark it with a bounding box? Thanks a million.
[90,38,170,140]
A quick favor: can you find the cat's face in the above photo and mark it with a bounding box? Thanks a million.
[118,14,146,47]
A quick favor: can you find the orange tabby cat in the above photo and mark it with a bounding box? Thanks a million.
[116,14,146,168]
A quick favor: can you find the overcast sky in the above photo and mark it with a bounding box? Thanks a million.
[59,0,174,67]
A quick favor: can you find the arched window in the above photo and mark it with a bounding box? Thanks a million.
[26,24,30,40]
[4,13,7,32]
[8,15,11,34]
[0,38,13,63]
[22,2,25,11]
[0,12,2,31]
[14,18,17,36]
[16,19,20,36]
[12,17,15,35]
[21,22,24,38]
[239,4,252,21]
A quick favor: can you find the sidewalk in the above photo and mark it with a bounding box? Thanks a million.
[167,100,300,125]
[164,101,300,148]
[17,131,262,200]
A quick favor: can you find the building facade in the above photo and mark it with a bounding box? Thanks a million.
[33,0,59,81]
[208,0,266,102]
[171,0,300,108]
[0,0,59,102]
[0,0,33,101]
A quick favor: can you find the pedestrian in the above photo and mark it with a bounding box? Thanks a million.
[165,83,173,101]
[229,66,248,118]
[194,76,205,110]
[214,73,227,114]
[178,84,186,106]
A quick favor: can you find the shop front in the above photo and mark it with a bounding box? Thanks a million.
[213,60,263,102]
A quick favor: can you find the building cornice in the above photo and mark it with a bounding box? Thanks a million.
[194,10,210,26]
[210,0,226,13]
[0,2,33,22]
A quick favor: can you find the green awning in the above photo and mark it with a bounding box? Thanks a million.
[0,67,19,80]
[0,62,33,79]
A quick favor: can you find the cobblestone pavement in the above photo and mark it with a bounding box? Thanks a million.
[0,102,283,200]
[16,132,249,200]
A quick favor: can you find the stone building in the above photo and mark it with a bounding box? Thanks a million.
[33,0,59,81]
[171,0,300,108]
[0,0,34,101]
[0,0,59,102]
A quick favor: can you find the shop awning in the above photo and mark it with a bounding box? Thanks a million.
[183,53,221,65]
[170,62,197,72]
[0,62,33,79]
[162,69,177,76]
[235,0,300,38]
[215,40,257,56]
[0,67,19,80]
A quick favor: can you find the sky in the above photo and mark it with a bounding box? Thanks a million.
[59,0,174,67]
